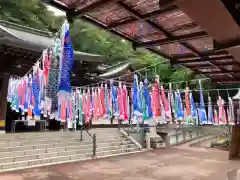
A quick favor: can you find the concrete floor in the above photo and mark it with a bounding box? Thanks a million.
[0,145,239,180]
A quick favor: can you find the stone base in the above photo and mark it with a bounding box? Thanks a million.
[150,137,164,149]
[151,142,165,148]
[0,130,5,134]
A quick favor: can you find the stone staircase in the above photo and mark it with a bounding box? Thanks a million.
[0,128,141,172]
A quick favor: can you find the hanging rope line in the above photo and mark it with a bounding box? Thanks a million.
[74,59,214,88]
[7,19,239,128]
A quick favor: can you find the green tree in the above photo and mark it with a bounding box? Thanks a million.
[0,0,57,31]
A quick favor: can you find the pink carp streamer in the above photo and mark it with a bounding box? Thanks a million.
[100,85,105,116]
[123,85,128,121]
[85,90,91,123]
[217,96,226,125]
[154,75,161,117]
[151,87,156,118]
[42,49,50,87]
[185,87,191,117]
[118,83,124,119]
[161,86,171,119]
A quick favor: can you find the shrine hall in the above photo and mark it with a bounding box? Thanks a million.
[0,20,116,131]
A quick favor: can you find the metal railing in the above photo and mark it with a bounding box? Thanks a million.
[80,125,96,158]
[118,118,146,135]
[120,122,228,147]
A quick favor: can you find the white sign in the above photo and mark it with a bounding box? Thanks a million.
[27,120,36,126]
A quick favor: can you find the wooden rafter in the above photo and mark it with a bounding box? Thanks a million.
[134,31,208,48]
[218,80,240,84]
[173,55,233,64]
[188,49,236,79]
[107,5,178,29]
[46,0,240,83]
[173,50,229,59]
[75,0,120,17]
[201,70,240,75]
[213,39,240,51]
[115,1,208,60]
[189,62,239,68]
[81,15,173,60]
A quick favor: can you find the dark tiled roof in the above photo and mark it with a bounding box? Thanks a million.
[0,20,106,81]
[0,20,105,62]
[98,62,131,78]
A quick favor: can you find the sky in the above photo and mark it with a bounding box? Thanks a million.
[47,5,66,16]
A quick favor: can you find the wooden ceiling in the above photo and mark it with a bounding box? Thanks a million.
[45,0,240,84]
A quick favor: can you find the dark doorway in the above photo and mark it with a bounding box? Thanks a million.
[5,102,19,133]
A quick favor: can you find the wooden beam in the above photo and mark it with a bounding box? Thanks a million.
[214,39,240,51]
[172,38,237,78]
[159,0,176,8]
[0,73,10,129]
[201,70,240,75]
[82,16,135,42]
[220,80,240,84]
[172,50,229,59]
[186,61,239,68]
[0,45,5,73]
[116,1,205,58]
[45,0,71,12]
[135,31,208,48]
[178,41,232,76]
[76,0,120,17]
[81,16,173,60]
[146,48,171,60]
[107,5,178,29]
[173,55,233,64]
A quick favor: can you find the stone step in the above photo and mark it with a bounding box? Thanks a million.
[0,147,140,171]
[0,139,134,157]
[0,128,142,172]
[0,133,123,141]
[0,153,90,170]
[0,139,133,153]
[0,132,122,142]
[0,138,80,147]
[96,147,140,157]
[1,129,120,138]
[0,136,126,147]
[0,144,137,164]
[0,130,122,139]
[0,135,127,146]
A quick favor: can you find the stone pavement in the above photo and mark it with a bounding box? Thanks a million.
[0,147,239,180]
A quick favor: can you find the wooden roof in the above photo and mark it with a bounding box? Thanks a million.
[45,0,240,84]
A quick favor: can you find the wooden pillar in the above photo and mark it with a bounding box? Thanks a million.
[0,73,10,131]
[229,91,240,159]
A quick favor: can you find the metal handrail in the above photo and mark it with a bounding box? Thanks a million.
[117,118,141,135]
[80,122,96,157]
[83,127,93,138]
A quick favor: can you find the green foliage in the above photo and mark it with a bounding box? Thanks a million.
[70,20,135,63]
